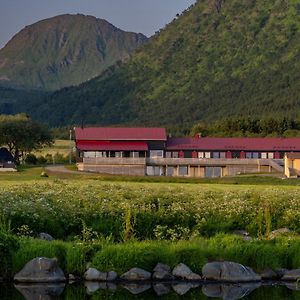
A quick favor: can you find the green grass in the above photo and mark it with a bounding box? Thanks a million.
[1,165,300,186]
[6,234,300,280]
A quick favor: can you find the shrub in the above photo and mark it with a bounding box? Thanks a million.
[24,153,38,165]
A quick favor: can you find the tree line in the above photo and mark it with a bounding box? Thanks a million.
[190,117,300,137]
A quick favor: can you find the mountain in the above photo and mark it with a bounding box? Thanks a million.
[0,14,147,91]
[9,0,300,128]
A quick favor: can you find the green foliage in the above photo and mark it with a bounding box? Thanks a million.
[25,153,38,165]
[0,215,19,277]
[0,113,53,164]
[11,0,300,129]
[191,116,300,137]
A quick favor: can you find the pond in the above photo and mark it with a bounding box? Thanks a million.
[1,282,300,300]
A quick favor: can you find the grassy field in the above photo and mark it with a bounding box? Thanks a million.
[1,167,300,279]
[33,139,74,156]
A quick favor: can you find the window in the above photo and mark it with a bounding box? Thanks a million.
[220,152,226,159]
[205,167,222,178]
[166,166,175,176]
[150,150,164,158]
[252,152,259,159]
[198,152,204,158]
[130,152,139,158]
[84,151,96,158]
[268,152,274,159]
[166,152,172,158]
[179,166,188,176]
[172,152,179,158]
[261,152,267,159]
[115,152,123,158]
[213,152,220,159]
[205,152,211,158]
[246,152,252,159]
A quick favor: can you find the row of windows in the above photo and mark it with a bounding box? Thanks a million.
[83,151,282,159]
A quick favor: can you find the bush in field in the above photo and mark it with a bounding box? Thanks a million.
[25,153,38,165]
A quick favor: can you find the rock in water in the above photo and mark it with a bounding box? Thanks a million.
[84,268,107,281]
[202,261,261,282]
[282,269,300,281]
[172,263,201,280]
[202,283,261,300]
[14,257,66,283]
[14,283,65,300]
[172,283,193,295]
[122,283,151,294]
[107,271,118,281]
[153,283,171,296]
[260,268,278,280]
[120,268,151,281]
[153,263,174,280]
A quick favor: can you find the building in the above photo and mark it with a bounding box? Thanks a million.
[75,127,300,178]
[0,147,16,171]
[284,153,300,178]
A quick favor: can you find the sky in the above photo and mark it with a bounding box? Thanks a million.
[0,0,196,49]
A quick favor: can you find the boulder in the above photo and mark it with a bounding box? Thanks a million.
[202,261,261,282]
[275,268,288,279]
[172,263,201,280]
[232,230,252,241]
[68,273,77,282]
[269,228,291,239]
[84,268,107,281]
[153,263,174,280]
[202,283,261,300]
[153,283,171,296]
[14,283,65,300]
[39,233,54,241]
[260,268,278,280]
[282,269,300,281]
[120,268,151,281]
[107,271,118,281]
[14,257,66,283]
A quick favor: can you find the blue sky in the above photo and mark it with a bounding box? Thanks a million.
[0,0,196,48]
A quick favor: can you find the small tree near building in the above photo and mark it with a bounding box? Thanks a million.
[0,114,53,164]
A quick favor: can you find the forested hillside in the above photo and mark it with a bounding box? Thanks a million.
[0,14,147,90]
[8,0,300,128]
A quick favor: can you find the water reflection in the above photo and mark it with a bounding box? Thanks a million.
[15,283,65,300]
[1,282,300,299]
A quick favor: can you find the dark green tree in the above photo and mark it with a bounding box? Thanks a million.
[0,114,53,164]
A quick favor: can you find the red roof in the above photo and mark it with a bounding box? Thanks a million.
[76,141,148,151]
[166,137,300,151]
[75,127,167,141]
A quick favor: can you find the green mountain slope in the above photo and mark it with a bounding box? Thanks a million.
[0,14,147,91]
[15,0,300,126]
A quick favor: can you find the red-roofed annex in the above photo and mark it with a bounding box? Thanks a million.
[75,127,300,177]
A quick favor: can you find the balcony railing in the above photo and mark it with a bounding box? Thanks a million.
[83,157,146,165]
